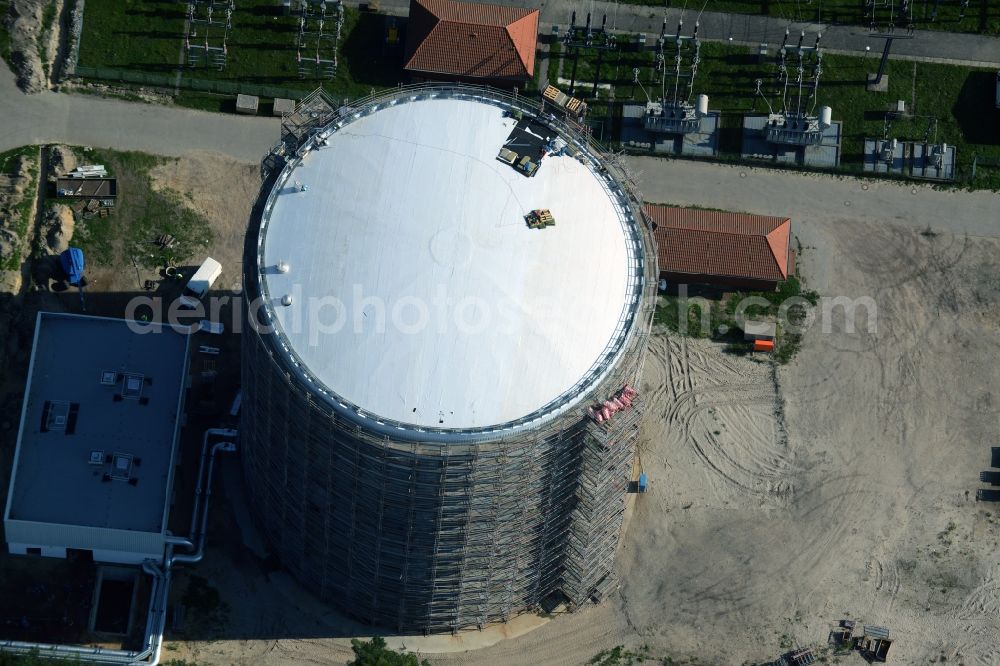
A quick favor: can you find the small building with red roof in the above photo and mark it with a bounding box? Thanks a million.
[403,0,539,86]
[644,204,795,291]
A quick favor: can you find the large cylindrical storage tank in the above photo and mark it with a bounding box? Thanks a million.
[241,87,657,632]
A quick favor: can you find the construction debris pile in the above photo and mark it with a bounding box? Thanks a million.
[4,0,50,92]
[0,152,36,271]
[828,619,893,662]
[41,205,75,255]
[54,161,117,219]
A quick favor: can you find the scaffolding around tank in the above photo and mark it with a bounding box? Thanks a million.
[243,84,658,632]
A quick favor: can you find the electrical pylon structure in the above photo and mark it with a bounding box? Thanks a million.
[185,0,233,70]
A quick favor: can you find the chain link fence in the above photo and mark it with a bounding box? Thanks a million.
[74,65,312,101]
[72,66,998,188]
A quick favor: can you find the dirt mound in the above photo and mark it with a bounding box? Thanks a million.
[0,153,35,294]
[0,155,36,265]
[0,226,18,265]
[62,79,175,105]
[42,204,74,254]
[10,155,33,195]
[5,0,49,93]
[48,145,76,180]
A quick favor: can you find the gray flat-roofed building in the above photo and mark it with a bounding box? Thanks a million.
[236,94,259,115]
[4,313,191,565]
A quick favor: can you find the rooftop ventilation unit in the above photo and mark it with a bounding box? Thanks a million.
[100,370,118,386]
[122,373,145,399]
[110,453,134,481]
[43,400,71,431]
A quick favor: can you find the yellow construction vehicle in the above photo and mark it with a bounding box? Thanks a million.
[524,209,555,229]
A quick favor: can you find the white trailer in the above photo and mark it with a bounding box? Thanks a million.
[179,257,223,308]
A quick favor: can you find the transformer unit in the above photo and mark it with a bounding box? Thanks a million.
[643,94,709,134]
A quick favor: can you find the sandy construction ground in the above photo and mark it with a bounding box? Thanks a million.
[5,150,997,665]
[149,151,259,293]
[432,213,1000,666]
[160,156,1000,666]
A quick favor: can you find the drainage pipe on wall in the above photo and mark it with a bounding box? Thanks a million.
[0,428,238,665]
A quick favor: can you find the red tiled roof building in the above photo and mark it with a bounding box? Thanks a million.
[644,204,796,291]
[404,0,539,86]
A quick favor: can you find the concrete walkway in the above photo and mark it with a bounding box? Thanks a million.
[351,0,1000,67]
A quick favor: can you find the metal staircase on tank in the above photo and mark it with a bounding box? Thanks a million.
[562,394,644,606]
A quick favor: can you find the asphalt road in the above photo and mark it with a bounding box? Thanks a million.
[629,156,1000,240]
[349,0,1000,67]
[0,65,278,162]
[2,62,996,243]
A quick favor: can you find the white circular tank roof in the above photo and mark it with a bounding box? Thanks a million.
[259,96,641,430]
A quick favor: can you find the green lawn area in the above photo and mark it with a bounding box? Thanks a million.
[555,36,654,94]
[38,0,58,79]
[0,0,13,72]
[79,0,187,72]
[653,276,819,363]
[627,0,1000,35]
[78,0,403,99]
[552,40,1000,188]
[547,41,562,85]
[69,148,213,269]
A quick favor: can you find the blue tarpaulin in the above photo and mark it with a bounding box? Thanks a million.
[60,248,85,285]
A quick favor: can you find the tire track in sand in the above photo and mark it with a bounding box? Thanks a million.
[651,335,798,501]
